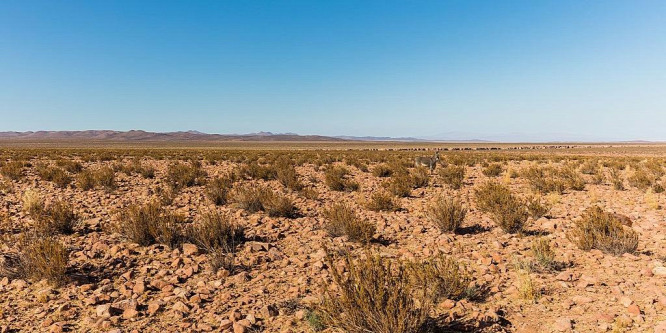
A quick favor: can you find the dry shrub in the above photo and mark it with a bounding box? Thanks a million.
[275,158,303,191]
[558,166,586,191]
[205,176,234,205]
[372,164,393,177]
[155,185,176,205]
[22,189,44,216]
[580,160,599,175]
[482,163,503,177]
[139,165,156,179]
[76,170,96,190]
[567,206,638,255]
[299,187,319,200]
[231,184,298,217]
[366,191,400,212]
[166,161,207,189]
[323,203,375,243]
[94,166,116,190]
[0,179,13,194]
[526,195,551,220]
[55,159,83,173]
[262,191,298,218]
[517,270,540,303]
[34,200,79,235]
[186,211,245,252]
[475,182,528,233]
[231,185,265,213]
[324,166,359,192]
[36,165,71,187]
[116,201,184,247]
[319,252,430,333]
[17,235,69,286]
[239,161,277,180]
[522,166,566,194]
[0,161,24,180]
[409,255,476,301]
[628,167,655,190]
[426,196,466,233]
[438,165,465,190]
[409,167,430,188]
[531,237,555,269]
[385,175,412,197]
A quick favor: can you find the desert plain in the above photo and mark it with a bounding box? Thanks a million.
[0,142,665,333]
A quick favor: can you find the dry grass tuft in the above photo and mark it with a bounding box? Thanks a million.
[116,201,184,247]
[323,203,375,243]
[22,189,45,216]
[186,211,245,252]
[16,235,69,286]
[438,165,465,189]
[526,195,551,220]
[425,196,466,233]
[324,166,359,192]
[475,182,528,233]
[319,251,430,333]
[531,237,555,269]
[482,163,503,177]
[34,200,79,235]
[409,255,477,301]
[372,164,393,177]
[567,206,638,255]
[0,161,24,180]
[205,176,234,205]
[166,161,207,189]
[366,191,400,212]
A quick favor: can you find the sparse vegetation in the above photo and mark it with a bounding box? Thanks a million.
[475,182,528,233]
[116,201,184,247]
[425,196,466,233]
[324,166,359,192]
[438,165,465,189]
[323,203,375,243]
[567,206,638,255]
[366,191,400,212]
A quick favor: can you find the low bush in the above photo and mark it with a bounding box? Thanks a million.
[438,165,465,189]
[567,206,638,255]
[425,196,466,233]
[366,191,400,212]
[324,166,359,192]
[116,201,184,247]
[205,176,234,205]
[186,211,245,252]
[475,182,528,233]
[323,203,375,243]
[482,163,503,177]
[319,252,430,333]
[33,200,79,235]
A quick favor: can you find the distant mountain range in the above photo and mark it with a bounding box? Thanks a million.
[0,130,656,143]
[0,130,346,142]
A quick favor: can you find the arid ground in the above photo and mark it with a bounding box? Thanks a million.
[1,142,665,333]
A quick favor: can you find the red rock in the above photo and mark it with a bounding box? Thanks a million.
[627,304,641,316]
[182,243,199,256]
[553,317,572,331]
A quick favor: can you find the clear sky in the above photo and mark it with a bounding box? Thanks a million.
[1,1,665,141]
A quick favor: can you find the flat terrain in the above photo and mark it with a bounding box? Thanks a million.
[0,143,665,332]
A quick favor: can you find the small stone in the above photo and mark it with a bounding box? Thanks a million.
[553,317,572,331]
[627,304,641,316]
[261,304,279,318]
[147,302,161,315]
[653,266,666,276]
[182,243,199,256]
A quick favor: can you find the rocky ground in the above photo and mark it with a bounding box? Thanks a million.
[0,149,665,333]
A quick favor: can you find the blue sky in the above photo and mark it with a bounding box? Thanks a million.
[1,1,665,141]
